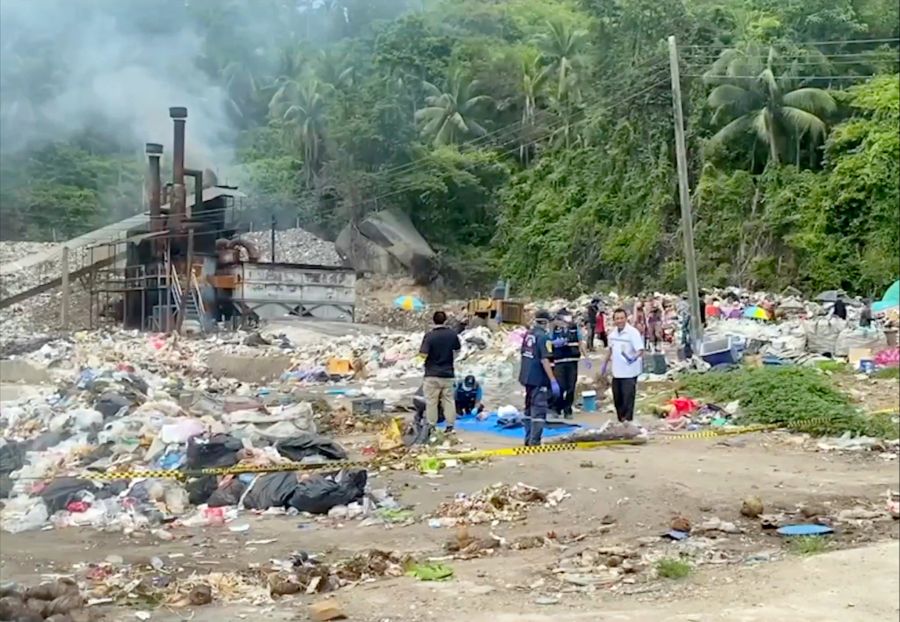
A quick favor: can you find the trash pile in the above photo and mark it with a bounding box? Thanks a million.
[428,483,568,527]
[243,227,343,267]
[277,325,523,386]
[0,577,89,621]
[0,342,396,534]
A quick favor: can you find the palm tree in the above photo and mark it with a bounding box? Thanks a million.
[316,49,355,90]
[538,20,588,148]
[519,50,550,163]
[414,69,493,147]
[269,78,329,186]
[703,47,837,167]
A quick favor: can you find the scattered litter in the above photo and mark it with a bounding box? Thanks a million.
[406,562,454,581]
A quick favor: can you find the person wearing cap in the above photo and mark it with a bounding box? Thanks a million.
[519,309,560,445]
[454,374,484,417]
[550,310,590,418]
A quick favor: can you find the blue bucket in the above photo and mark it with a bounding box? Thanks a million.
[582,390,597,413]
[859,359,875,374]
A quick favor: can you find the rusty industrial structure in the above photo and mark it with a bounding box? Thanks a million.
[83,106,355,332]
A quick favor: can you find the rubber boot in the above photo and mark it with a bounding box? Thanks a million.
[523,417,532,446]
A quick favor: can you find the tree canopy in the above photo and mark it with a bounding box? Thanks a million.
[0,0,897,296]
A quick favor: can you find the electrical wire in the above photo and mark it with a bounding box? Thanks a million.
[360,53,670,183]
[59,73,674,250]
[680,37,900,49]
[681,74,887,80]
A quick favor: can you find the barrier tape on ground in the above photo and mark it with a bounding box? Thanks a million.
[194,460,371,476]
[70,416,894,482]
[432,439,645,462]
[82,468,189,481]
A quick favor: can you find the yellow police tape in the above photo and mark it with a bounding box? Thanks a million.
[77,425,790,481]
[84,413,900,482]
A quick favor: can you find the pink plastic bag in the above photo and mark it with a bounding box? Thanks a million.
[875,348,900,367]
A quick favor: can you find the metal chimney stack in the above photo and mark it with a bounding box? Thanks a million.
[169,107,188,236]
[145,142,163,256]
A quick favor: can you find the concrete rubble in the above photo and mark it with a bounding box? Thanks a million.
[243,227,343,267]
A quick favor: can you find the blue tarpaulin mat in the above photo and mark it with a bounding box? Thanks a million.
[777,524,834,537]
[437,412,580,439]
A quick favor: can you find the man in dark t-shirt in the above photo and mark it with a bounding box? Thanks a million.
[419,311,461,433]
[833,297,848,320]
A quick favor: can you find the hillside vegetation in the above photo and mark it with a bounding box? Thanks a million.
[0,0,897,296]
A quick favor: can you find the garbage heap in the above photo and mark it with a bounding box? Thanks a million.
[0,333,402,535]
[276,325,526,387]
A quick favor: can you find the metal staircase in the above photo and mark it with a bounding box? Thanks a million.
[148,265,207,332]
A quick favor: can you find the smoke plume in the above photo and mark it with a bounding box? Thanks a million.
[0,0,234,166]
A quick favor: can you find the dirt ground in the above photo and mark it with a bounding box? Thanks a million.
[2,420,898,622]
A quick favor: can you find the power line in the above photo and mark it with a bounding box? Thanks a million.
[682,74,886,80]
[362,53,670,184]
[682,37,900,49]
[349,78,672,212]
[69,74,673,246]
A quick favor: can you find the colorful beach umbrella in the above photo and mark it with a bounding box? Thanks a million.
[393,295,425,311]
[743,305,769,320]
[873,280,900,314]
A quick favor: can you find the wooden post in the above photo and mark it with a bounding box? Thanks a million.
[668,35,704,350]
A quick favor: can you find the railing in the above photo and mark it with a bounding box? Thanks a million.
[170,265,183,310]
[190,271,206,318]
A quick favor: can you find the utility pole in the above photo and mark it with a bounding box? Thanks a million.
[668,35,703,351]
[60,246,70,329]
[270,214,276,262]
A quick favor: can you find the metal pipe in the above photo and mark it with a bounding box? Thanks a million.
[184,169,203,219]
[169,107,187,240]
[169,107,187,191]
[146,142,163,256]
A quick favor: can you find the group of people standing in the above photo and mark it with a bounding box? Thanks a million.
[416,303,648,448]
[518,306,644,446]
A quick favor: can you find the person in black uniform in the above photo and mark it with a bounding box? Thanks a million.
[550,311,589,418]
[585,299,599,351]
[519,310,560,446]
[454,375,484,417]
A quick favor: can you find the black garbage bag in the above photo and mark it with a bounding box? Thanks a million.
[0,441,26,499]
[208,478,247,507]
[185,434,242,470]
[243,469,367,514]
[242,472,302,510]
[94,391,132,419]
[186,475,218,505]
[39,477,98,513]
[0,442,25,474]
[289,469,366,514]
[275,434,348,462]
[402,415,432,446]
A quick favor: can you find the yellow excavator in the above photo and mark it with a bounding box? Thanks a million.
[465,280,524,325]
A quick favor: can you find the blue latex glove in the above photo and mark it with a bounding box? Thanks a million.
[550,380,561,397]
[621,352,636,365]
[552,337,567,348]
[583,360,593,370]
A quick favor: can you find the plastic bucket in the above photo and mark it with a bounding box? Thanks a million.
[858,359,875,374]
[582,390,597,412]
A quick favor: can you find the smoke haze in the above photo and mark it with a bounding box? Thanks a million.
[0,0,234,166]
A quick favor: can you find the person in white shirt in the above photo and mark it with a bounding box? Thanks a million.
[600,308,645,422]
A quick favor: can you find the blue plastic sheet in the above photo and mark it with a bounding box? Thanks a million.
[437,412,579,439]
